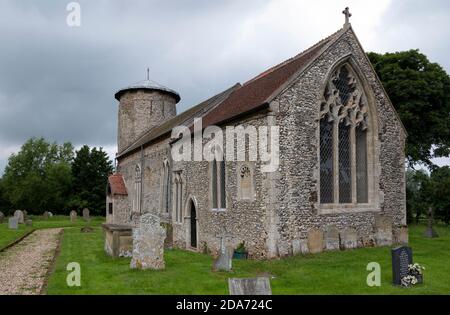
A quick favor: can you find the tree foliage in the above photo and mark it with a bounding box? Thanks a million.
[368,49,450,167]
[0,138,113,216]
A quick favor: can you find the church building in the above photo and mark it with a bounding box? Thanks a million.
[104,10,407,259]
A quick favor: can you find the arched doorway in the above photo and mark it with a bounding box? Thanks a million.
[189,199,197,248]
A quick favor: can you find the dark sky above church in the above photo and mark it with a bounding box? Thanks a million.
[0,0,449,173]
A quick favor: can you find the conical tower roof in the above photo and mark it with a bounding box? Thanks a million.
[115,79,180,103]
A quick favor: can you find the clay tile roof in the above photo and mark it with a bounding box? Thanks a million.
[200,29,344,128]
[108,173,128,196]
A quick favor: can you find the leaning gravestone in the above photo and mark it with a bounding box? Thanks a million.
[307,228,324,254]
[392,246,413,286]
[70,210,77,222]
[0,211,4,224]
[14,210,24,224]
[212,232,233,272]
[130,213,166,270]
[375,214,393,246]
[9,217,18,230]
[228,277,272,295]
[325,226,340,250]
[82,208,90,221]
[340,228,358,250]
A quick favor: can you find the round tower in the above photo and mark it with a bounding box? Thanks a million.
[115,78,180,153]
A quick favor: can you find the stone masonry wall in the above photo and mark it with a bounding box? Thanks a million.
[273,27,406,256]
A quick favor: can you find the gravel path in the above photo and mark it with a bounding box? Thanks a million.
[0,228,62,295]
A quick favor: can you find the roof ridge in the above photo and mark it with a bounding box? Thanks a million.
[243,27,345,86]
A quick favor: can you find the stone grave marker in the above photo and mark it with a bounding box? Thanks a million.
[228,277,272,295]
[325,226,340,250]
[307,228,324,254]
[424,207,439,238]
[70,210,77,223]
[25,219,33,227]
[212,231,233,272]
[43,211,49,219]
[82,208,90,221]
[392,246,413,286]
[9,217,18,230]
[340,228,358,250]
[292,239,309,255]
[375,214,393,246]
[0,211,4,224]
[130,213,166,270]
[14,210,24,224]
[48,212,53,218]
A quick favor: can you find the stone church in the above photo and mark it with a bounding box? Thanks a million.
[104,12,407,259]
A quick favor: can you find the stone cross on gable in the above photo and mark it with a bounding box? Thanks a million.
[216,231,232,254]
[342,7,352,26]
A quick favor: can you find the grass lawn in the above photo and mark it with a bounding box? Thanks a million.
[46,224,450,295]
[0,216,104,250]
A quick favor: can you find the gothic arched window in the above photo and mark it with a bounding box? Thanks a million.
[211,146,226,210]
[173,172,183,223]
[319,63,369,204]
[133,164,142,212]
[162,160,170,213]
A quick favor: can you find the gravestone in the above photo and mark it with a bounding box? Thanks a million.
[82,208,90,221]
[70,210,77,222]
[130,213,166,270]
[340,228,358,250]
[307,228,324,254]
[394,227,409,245]
[392,246,413,286]
[212,232,233,272]
[8,217,18,230]
[43,211,49,219]
[292,239,309,255]
[0,211,4,224]
[228,277,272,295]
[23,210,28,218]
[14,210,24,224]
[375,214,393,246]
[424,207,439,238]
[48,212,53,218]
[25,219,33,227]
[325,226,340,250]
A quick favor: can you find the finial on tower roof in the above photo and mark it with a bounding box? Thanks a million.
[342,7,352,27]
[146,67,150,80]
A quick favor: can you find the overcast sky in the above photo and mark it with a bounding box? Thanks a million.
[0,0,449,174]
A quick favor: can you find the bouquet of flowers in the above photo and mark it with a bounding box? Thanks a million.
[401,263,425,287]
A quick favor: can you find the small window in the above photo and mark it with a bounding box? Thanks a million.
[173,172,183,223]
[211,147,226,210]
[108,202,113,215]
[133,164,142,212]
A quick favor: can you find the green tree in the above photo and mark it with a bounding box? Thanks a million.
[368,50,450,167]
[430,166,450,224]
[0,178,12,215]
[405,168,431,224]
[1,138,74,214]
[71,145,113,215]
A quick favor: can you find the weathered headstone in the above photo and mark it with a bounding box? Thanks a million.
[70,210,77,222]
[292,239,309,255]
[14,210,24,224]
[228,277,272,295]
[8,217,18,230]
[375,214,393,246]
[48,212,53,218]
[43,211,49,219]
[325,226,340,250]
[0,211,4,224]
[130,213,166,270]
[394,227,409,245]
[23,210,28,218]
[424,207,439,238]
[307,228,324,254]
[212,232,233,272]
[340,228,358,250]
[82,208,90,221]
[25,219,33,227]
[392,246,413,286]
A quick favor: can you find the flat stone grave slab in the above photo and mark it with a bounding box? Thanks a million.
[228,277,272,295]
